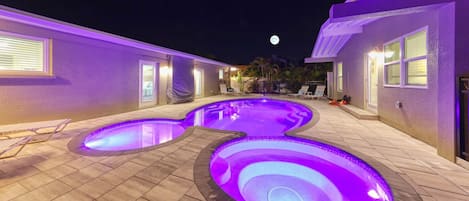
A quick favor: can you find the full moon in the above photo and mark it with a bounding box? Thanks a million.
[270,35,280,45]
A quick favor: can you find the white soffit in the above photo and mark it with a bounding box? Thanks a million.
[310,17,378,59]
[308,1,449,62]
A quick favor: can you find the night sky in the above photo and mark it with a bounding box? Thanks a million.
[0,0,344,64]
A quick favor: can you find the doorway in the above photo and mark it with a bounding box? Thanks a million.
[366,55,378,112]
[139,61,158,108]
[194,68,203,98]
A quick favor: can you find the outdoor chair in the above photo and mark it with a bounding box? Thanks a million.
[287,85,309,98]
[0,136,31,159]
[0,119,71,143]
[220,84,232,95]
[305,85,326,99]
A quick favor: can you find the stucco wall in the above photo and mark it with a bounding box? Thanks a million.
[196,62,221,97]
[336,9,443,146]
[0,18,183,124]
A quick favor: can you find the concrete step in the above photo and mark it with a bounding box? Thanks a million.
[338,104,379,120]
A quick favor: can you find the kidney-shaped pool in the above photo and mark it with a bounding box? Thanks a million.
[81,98,313,151]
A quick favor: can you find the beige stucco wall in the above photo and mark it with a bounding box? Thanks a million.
[196,62,221,97]
[0,18,223,124]
[334,8,449,149]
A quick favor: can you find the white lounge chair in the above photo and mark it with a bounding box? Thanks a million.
[288,85,309,98]
[0,136,31,159]
[305,85,326,99]
[0,119,71,143]
[220,84,234,95]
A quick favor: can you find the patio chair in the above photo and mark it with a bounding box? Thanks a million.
[0,136,31,159]
[220,84,234,95]
[0,119,71,143]
[287,85,309,98]
[305,85,326,99]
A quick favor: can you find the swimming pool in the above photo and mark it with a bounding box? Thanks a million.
[210,137,393,201]
[81,98,313,151]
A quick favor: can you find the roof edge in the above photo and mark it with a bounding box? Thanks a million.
[304,57,335,63]
[330,0,454,19]
[0,5,231,67]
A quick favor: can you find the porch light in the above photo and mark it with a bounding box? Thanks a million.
[160,66,170,76]
[384,51,394,58]
[368,51,379,58]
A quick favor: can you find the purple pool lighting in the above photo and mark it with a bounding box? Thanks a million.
[83,119,186,151]
[210,137,393,201]
[185,98,312,136]
[83,98,311,151]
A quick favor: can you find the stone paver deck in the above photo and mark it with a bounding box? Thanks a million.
[0,95,468,201]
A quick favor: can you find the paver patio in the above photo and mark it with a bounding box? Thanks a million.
[0,95,468,201]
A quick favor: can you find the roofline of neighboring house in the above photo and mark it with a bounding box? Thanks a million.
[304,57,335,63]
[0,5,232,67]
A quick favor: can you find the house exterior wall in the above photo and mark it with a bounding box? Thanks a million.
[335,8,447,147]
[0,17,224,124]
[197,62,221,97]
[437,2,456,161]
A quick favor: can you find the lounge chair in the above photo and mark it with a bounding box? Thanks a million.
[0,119,71,143]
[288,85,309,98]
[220,84,234,95]
[0,136,31,159]
[305,85,326,99]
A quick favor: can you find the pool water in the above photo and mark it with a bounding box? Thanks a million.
[83,98,312,151]
[84,119,186,151]
[184,98,312,136]
[210,138,393,201]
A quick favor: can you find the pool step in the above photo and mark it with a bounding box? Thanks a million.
[338,104,379,120]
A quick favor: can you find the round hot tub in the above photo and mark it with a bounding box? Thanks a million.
[210,137,393,201]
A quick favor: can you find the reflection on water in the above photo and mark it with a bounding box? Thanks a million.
[84,120,186,151]
[186,99,312,136]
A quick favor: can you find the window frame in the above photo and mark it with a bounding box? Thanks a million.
[0,31,52,78]
[383,27,428,89]
[383,39,401,88]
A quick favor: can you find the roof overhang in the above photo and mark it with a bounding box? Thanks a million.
[305,0,453,63]
[0,5,232,67]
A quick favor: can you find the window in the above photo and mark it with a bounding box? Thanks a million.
[405,30,427,85]
[337,62,343,91]
[0,31,51,77]
[384,41,401,85]
[384,28,427,87]
[219,69,224,80]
